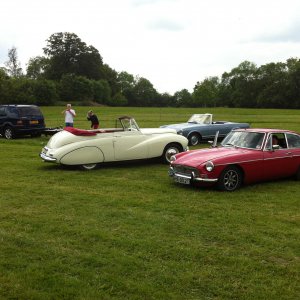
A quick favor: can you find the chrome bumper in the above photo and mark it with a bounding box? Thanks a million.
[40,152,57,162]
[168,167,218,183]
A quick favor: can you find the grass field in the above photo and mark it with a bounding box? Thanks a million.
[0,107,299,299]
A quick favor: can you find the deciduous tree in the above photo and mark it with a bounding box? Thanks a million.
[4,46,23,78]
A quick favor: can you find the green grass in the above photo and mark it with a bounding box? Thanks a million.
[0,107,299,299]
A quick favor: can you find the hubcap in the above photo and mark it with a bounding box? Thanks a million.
[165,148,179,162]
[223,170,239,190]
[5,129,12,139]
[190,135,199,145]
[82,163,97,170]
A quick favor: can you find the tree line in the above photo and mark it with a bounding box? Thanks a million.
[1,32,300,108]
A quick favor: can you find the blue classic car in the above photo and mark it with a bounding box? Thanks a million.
[160,114,250,145]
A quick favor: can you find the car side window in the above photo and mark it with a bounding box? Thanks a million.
[265,133,287,150]
[286,133,300,148]
[0,107,6,116]
[7,107,19,118]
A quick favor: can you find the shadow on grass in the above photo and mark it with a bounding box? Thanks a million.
[169,176,298,194]
[38,158,164,172]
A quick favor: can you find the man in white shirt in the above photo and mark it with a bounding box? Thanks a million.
[62,103,76,127]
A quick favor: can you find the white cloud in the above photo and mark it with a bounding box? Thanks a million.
[1,0,300,94]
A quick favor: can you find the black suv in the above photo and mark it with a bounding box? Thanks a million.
[0,105,46,139]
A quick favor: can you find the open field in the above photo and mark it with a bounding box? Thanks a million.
[0,107,299,299]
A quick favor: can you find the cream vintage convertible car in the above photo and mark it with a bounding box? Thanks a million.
[40,116,189,170]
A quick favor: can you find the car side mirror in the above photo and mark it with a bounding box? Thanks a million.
[272,144,280,151]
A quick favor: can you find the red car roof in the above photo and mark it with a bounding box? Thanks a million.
[236,128,298,134]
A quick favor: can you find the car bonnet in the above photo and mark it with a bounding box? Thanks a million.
[173,147,249,167]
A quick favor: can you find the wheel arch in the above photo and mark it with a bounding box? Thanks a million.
[163,141,183,152]
[223,163,245,183]
[187,131,202,139]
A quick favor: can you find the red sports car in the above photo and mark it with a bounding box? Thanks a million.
[169,128,300,191]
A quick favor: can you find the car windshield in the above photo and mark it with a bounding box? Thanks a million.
[119,117,140,131]
[221,131,265,149]
[187,114,211,124]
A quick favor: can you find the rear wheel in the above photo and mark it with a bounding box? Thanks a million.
[4,126,14,139]
[188,133,201,146]
[162,143,183,164]
[80,163,98,170]
[217,166,242,191]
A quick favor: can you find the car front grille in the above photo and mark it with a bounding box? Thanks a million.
[172,164,199,177]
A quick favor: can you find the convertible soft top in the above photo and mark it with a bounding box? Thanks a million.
[64,127,97,136]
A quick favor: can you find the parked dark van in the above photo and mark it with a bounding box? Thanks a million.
[0,105,46,139]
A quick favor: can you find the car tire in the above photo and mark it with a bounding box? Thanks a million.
[80,163,98,170]
[162,143,183,164]
[4,126,14,139]
[188,133,201,146]
[217,166,242,191]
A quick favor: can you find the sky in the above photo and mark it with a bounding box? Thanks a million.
[1,0,300,94]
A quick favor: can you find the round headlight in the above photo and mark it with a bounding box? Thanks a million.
[205,161,214,172]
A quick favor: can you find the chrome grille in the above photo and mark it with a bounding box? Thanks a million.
[172,165,199,177]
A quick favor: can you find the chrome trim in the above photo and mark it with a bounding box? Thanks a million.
[169,167,218,183]
[193,176,218,183]
[40,152,57,162]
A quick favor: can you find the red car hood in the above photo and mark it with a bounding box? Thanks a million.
[174,147,255,167]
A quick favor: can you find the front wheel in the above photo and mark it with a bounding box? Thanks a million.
[162,143,183,164]
[80,163,98,170]
[217,166,242,191]
[4,126,14,139]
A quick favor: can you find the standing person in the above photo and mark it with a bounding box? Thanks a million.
[87,110,99,129]
[62,104,76,127]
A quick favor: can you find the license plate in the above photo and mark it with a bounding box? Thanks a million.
[174,175,190,185]
[30,120,38,124]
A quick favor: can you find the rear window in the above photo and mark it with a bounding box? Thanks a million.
[8,106,43,117]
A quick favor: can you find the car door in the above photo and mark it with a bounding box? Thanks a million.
[286,133,300,171]
[113,130,148,161]
[263,133,295,180]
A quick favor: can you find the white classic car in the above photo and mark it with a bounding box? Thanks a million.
[40,116,189,170]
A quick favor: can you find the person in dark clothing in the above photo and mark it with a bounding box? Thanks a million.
[87,110,99,129]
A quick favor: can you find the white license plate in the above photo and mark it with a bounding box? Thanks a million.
[174,175,190,185]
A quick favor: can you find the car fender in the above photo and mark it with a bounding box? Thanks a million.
[59,146,104,165]
[187,130,202,139]
[147,134,188,157]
